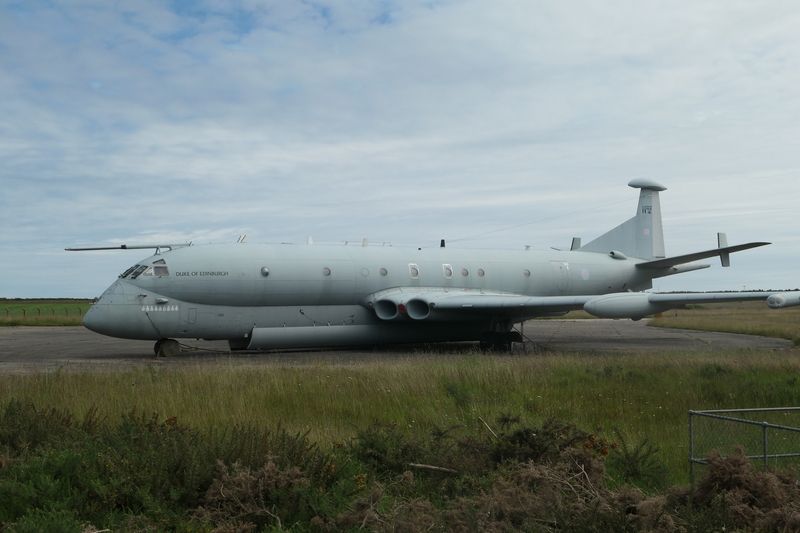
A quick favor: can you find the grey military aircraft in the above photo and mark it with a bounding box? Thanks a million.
[68,180,800,356]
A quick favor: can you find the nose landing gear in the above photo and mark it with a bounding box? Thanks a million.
[154,338,180,357]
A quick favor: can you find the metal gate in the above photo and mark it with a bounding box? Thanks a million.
[689,407,800,484]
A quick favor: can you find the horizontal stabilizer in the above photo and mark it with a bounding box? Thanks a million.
[635,242,769,269]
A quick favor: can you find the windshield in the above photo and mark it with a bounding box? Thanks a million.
[119,261,169,279]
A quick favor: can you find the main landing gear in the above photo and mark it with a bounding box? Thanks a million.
[479,331,523,352]
[154,338,180,357]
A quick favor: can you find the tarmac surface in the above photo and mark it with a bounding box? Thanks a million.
[0,319,793,374]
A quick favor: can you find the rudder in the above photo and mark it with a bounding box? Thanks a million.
[580,179,666,259]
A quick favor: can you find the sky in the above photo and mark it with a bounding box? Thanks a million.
[1,0,798,297]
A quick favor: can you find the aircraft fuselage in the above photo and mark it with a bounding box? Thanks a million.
[84,243,652,349]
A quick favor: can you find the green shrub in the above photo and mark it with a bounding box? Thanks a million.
[606,429,668,491]
[0,401,82,456]
[350,422,423,476]
[2,400,800,531]
[5,508,84,533]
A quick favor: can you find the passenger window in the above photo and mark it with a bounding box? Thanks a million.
[442,264,453,278]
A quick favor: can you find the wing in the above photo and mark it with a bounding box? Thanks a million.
[365,288,591,321]
[364,287,799,322]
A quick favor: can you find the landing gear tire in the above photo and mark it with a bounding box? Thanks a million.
[154,338,180,357]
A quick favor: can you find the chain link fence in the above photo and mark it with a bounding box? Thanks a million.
[689,407,800,484]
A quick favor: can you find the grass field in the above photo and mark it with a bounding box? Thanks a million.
[2,301,800,529]
[2,348,799,486]
[650,300,800,344]
[0,299,93,326]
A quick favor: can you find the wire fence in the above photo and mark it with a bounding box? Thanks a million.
[1,306,89,317]
[689,407,800,484]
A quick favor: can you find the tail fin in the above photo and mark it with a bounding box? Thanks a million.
[580,179,666,259]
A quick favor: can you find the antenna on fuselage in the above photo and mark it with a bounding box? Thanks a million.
[237,234,247,243]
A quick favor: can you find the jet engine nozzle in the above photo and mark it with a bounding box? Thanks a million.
[374,299,400,320]
[767,292,800,309]
[406,299,431,320]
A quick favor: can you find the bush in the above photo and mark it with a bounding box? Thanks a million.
[606,429,668,491]
[194,460,313,530]
[0,401,84,456]
[3,401,800,532]
[5,508,85,533]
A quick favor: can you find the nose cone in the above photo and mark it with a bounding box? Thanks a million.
[82,304,110,335]
[83,280,123,336]
[82,280,160,340]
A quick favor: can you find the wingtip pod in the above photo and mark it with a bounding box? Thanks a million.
[767,292,800,309]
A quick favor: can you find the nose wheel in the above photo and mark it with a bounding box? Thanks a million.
[154,338,180,357]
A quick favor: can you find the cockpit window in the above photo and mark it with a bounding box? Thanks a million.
[119,265,138,278]
[121,262,169,279]
[129,265,148,279]
[141,263,169,277]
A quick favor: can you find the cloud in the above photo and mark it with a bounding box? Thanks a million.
[1,0,799,296]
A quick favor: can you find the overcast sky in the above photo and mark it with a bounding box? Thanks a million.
[1,0,798,297]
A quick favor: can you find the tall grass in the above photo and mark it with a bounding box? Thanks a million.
[2,349,798,484]
[650,301,800,344]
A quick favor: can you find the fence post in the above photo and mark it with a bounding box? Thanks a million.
[689,411,695,487]
[762,422,769,470]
